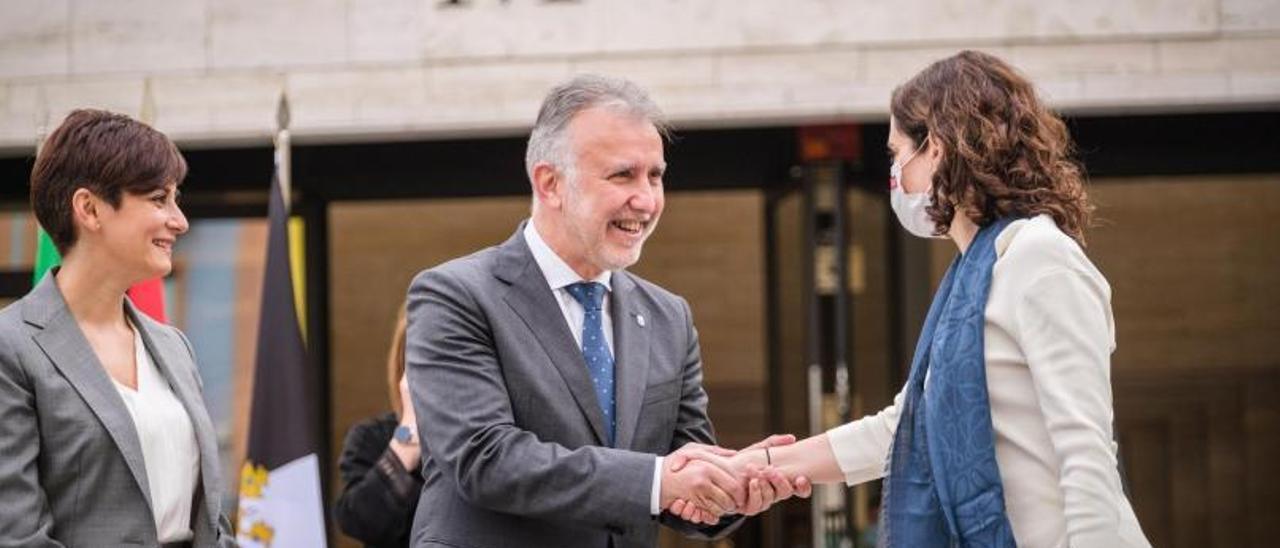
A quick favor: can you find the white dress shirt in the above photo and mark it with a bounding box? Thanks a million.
[827,215,1151,548]
[522,223,666,516]
[111,323,200,543]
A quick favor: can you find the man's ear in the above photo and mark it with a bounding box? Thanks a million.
[531,163,564,210]
[70,187,102,233]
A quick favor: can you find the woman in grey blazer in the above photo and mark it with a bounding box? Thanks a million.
[0,109,235,547]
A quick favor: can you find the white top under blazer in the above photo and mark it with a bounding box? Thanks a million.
[111,323,200,543]
[827,215,1151,548]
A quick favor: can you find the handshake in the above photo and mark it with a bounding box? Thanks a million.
[659,434,813,524]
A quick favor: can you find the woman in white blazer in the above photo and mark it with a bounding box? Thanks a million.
[671,51,1151,548]
[0,109,234,547]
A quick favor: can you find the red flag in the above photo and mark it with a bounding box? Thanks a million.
[36,227,167,323]
[126,277,167,323]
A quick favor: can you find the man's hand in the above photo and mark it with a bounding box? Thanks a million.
[665,434,812,521]
[659,443,745,524]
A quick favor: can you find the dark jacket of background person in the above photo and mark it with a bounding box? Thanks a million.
[334,305,422,547]
[334,412,424,548]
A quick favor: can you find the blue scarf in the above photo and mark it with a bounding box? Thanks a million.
[882,217,1018,547]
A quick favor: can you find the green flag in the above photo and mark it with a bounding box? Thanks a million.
[33,228,60,285]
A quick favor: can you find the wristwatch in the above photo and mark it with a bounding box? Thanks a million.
[393,424,418,446]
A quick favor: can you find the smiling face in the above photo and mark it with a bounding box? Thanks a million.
[535,106,666,279]
[90,181,189,281]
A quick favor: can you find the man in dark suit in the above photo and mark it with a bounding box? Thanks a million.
[404,74,802,547]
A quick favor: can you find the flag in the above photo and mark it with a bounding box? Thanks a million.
[32,228,60,284]
[236,97,327,547]
[32,227,168,322]
[126,278,168,323]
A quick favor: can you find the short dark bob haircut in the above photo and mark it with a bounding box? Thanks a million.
[30,108,187,255]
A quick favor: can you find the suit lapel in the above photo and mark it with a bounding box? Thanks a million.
[127,304,222,526]
[610,272,650,450]
[24,277,154,512]
[495,224,610,446]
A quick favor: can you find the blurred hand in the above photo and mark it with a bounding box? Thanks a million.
[398,374,416,428]
[390,374,422,470]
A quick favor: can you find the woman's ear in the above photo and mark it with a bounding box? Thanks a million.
[70,187,101,233]
[925,134,944,162]
[922,134,946,180]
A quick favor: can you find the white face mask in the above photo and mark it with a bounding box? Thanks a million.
[889,146,943,239]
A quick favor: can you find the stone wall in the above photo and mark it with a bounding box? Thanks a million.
[3,0,1278,151]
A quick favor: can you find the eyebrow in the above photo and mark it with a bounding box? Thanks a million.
[609,162,667,175]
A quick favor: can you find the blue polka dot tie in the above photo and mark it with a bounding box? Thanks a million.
[565,282,616,446]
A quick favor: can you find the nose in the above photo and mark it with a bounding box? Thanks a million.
[168,203,190,235]
[628,181,659,214]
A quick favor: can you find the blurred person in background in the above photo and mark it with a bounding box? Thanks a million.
[0,109,235,547]
[334,307,424,548]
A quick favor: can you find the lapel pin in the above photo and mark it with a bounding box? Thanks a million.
[635,313,645,328]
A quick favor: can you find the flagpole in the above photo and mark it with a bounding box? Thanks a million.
[31,89,62,286]
[33,87,48,156]
[140,78,156,126]
[275,93,291,210]
[237,90,328,548]
[275,91,307,339]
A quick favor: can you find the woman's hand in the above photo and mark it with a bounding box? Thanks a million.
[664,434,812,522]
[389,374,422,470]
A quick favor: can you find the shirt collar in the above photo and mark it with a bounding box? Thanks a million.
[523,220,612,292]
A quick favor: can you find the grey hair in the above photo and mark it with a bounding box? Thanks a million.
[525,74,670,188]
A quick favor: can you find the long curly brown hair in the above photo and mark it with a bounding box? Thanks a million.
[890,50,1093,245]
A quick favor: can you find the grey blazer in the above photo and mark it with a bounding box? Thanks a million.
[406,222,744,548]
[0,275,235,547]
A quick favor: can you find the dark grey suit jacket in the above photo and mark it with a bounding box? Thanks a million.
[405,223,743,548]
[0,275,235,547]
